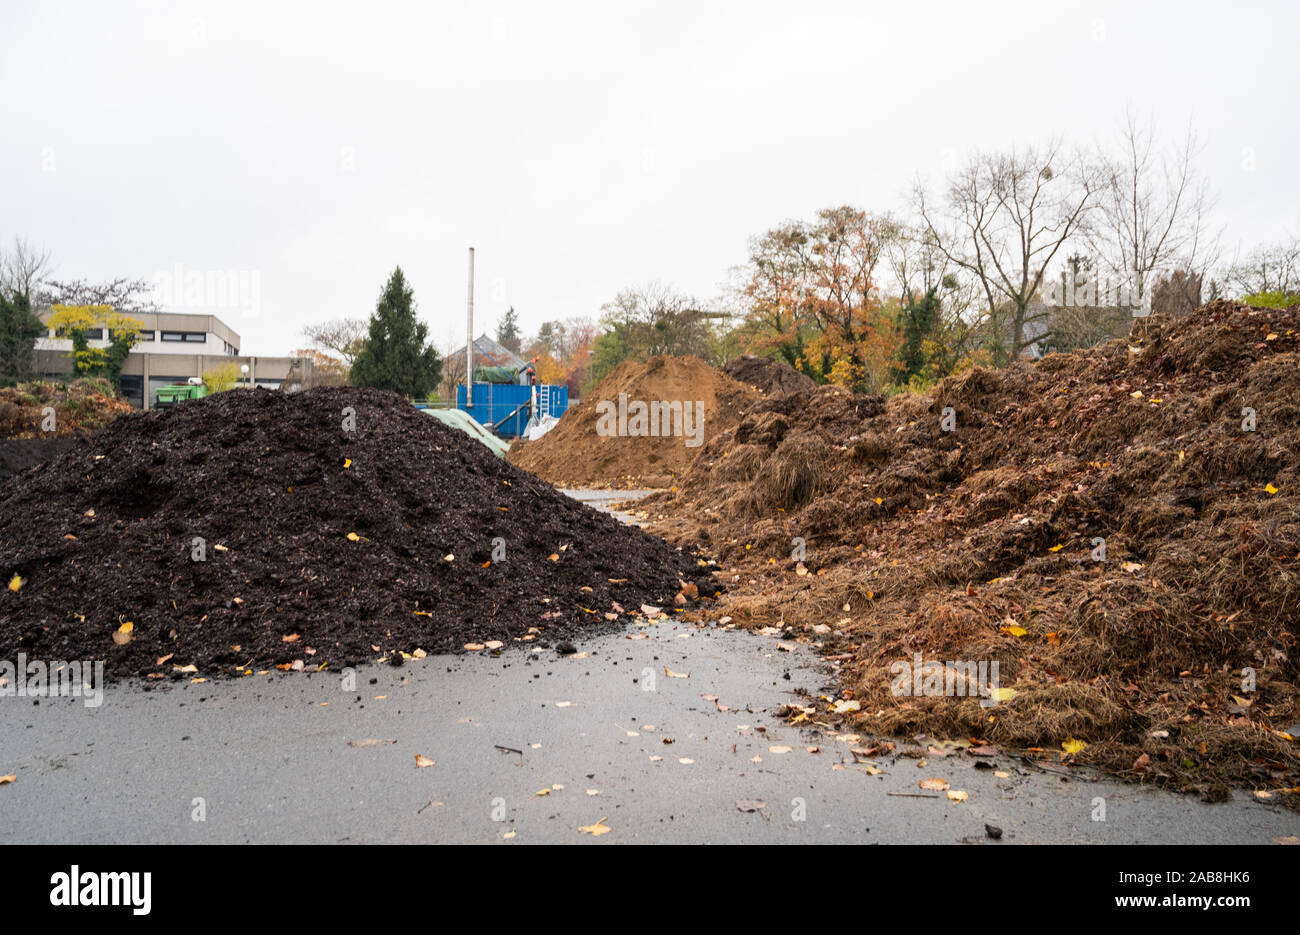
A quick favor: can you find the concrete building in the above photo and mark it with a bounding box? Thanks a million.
[34,309,314,409]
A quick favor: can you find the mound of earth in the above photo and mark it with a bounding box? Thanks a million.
[723,354,816,396]
[0,378,133,440]
[648,301,1300,801]
[0,387,713,680]
[508,355,761,488]
[0,438,82,482]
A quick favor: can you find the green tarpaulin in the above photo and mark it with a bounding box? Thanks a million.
[420,407,510,458]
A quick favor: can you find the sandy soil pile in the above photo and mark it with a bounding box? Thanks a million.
[508,355,761,488]
[648,301,1300,801]
[0,387,712,679]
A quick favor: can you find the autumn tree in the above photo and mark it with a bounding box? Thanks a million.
[735,221,814,370]
[290,347,349,386]
[46,304,145,389]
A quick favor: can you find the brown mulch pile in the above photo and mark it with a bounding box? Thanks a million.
[647,301,1300,802]
[723,354,817,397]
[0,378,133,440]
[508,355,761,488]
[0,387,713,680]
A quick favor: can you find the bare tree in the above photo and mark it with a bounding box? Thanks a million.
[38,277,159,314]
[1224,224,1300,298]
[303,318,367,367]
[917,143,1103,362]
[0,237,52,301]
[1089,110,1218,309]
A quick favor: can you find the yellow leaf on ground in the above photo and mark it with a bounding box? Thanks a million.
[947,790,969,802]
[919,778,949,791]
[8,575,24,592]
[664,667,689,679]
[1001,625,1028,638]
[1048,544,1064,552]
[1265,483,1279,495]
[414,754,435,768]
[0,774,15,785]
[578,817,612,837]
[1062,739,1088,755]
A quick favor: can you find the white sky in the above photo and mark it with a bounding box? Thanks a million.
[2,0,1296,355]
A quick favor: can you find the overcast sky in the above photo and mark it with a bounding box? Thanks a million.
[2,0,1296,356]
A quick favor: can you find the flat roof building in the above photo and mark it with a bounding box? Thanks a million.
[34,308,314,410]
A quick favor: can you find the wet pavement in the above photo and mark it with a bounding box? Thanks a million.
[2,620,1297,844]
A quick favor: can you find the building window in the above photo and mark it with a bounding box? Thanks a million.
[83,328,104,340]
[161,331,207,343]
[161,331,184,342]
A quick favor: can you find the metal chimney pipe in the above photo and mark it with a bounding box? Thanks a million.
[466,246,474,407]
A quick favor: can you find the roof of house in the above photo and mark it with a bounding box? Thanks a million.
[444,334,526,371]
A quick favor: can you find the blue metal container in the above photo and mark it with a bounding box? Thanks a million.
[455,383,568,437]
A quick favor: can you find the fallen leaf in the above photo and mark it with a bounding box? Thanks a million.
[919,777,950,791]
[414,754,435,768]
[664,667,689,679]
[0,774,15,785]
[7,575,23,592]
[578,817,612,837]
[347,738,396,748]
[281,633,300,643]
[768,745,792,754]
[947,790,969,802]
[1061,738,1088,755]
[735,799,766,812]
